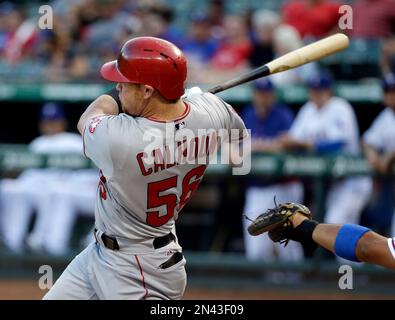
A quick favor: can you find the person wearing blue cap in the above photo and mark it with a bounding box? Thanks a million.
[275,71,372,260]
[363,73,395,237]
[179,11,219,82]
[1,102,97,255]
[241,78,305,265]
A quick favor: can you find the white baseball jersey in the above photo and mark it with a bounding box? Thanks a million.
[83,91,247,241]
[388,237,395,260]
[1,132,84,253]
[29,132,83,154]
[363,107,395,153]
[289,96,372,228]
[290,96,361,154]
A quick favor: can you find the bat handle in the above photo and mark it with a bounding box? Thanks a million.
[207,65,270,95]
[208,85,223,94]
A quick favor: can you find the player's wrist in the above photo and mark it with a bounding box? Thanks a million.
[291,212,309,228]
[289,219,319,252]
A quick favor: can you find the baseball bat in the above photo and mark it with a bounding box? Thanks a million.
[208,33,349,94]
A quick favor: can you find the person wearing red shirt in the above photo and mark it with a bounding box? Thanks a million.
[211,15,252,70]
[350,0,395,38]
[282,0,342,38]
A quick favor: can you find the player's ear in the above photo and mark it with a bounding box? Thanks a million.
[143,85,155,99]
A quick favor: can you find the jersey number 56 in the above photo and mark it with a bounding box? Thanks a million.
[146,165,206,227]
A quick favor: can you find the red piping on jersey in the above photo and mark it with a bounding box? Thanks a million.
[147,102,190,123]
[134,255,148,299]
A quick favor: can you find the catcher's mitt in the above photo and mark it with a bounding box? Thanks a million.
[246,201,312,246]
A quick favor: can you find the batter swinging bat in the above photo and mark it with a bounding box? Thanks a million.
[208,33,349,94]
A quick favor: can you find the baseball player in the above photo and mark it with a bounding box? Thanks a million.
[362,74,395,236]
[0,103,83,253]
[277,71,372,228]
[241,78,304,263]
[292,207,395,269]
[44,36,248,300]
[27,169,98,255]
[247,202,395,270]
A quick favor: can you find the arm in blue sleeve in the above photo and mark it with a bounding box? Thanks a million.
[314,140,345,153]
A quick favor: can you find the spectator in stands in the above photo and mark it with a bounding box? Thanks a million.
[363,74,395,236]
[207,0,226,40]
[282,0,342,39]
[210,15,252,82]
[0,2,37,64]
[138,4,183,47]
[270,24,318,86]
[275,71,372,238]
[0,103,96,255]
[180,11,220,83]
[242,78,304,263]
[350,0,395,38]
[381,36,395,76]
[248,9,279,68]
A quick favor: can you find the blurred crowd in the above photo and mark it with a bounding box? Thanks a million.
[0,0,395,269]
[1,0,395,84]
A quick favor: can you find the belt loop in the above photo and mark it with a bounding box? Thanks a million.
[94,228,98,244]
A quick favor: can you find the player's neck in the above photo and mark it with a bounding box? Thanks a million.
[142,99,186,121]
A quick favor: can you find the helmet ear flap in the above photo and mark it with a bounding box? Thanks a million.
[101,37,187,101]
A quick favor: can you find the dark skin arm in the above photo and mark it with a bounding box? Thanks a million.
[292,214,395,269]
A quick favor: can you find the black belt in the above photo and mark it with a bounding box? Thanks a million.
[153,232,176,249]
[94,229,176,251]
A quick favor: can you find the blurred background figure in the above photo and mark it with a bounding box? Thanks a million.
[281,0,342,39]
[276,71,372,230]
[138,3,183,46]
[381,36,395,76]
[362,74,395,237]
[209,14,252,82]
[27,168,98,256]
[248,9,279,68]
[241,78,304,263]
[270,24,318,86]
[180,11,219,83]
[349,0,395,39]
[0,2,38,64]
[0,103,82,253]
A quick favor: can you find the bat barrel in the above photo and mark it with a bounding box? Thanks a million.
[207,33,349,95]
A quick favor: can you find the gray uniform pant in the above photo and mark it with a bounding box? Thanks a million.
[43,232,187,300]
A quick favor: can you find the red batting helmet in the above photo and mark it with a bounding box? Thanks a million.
[100,37,187,100]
